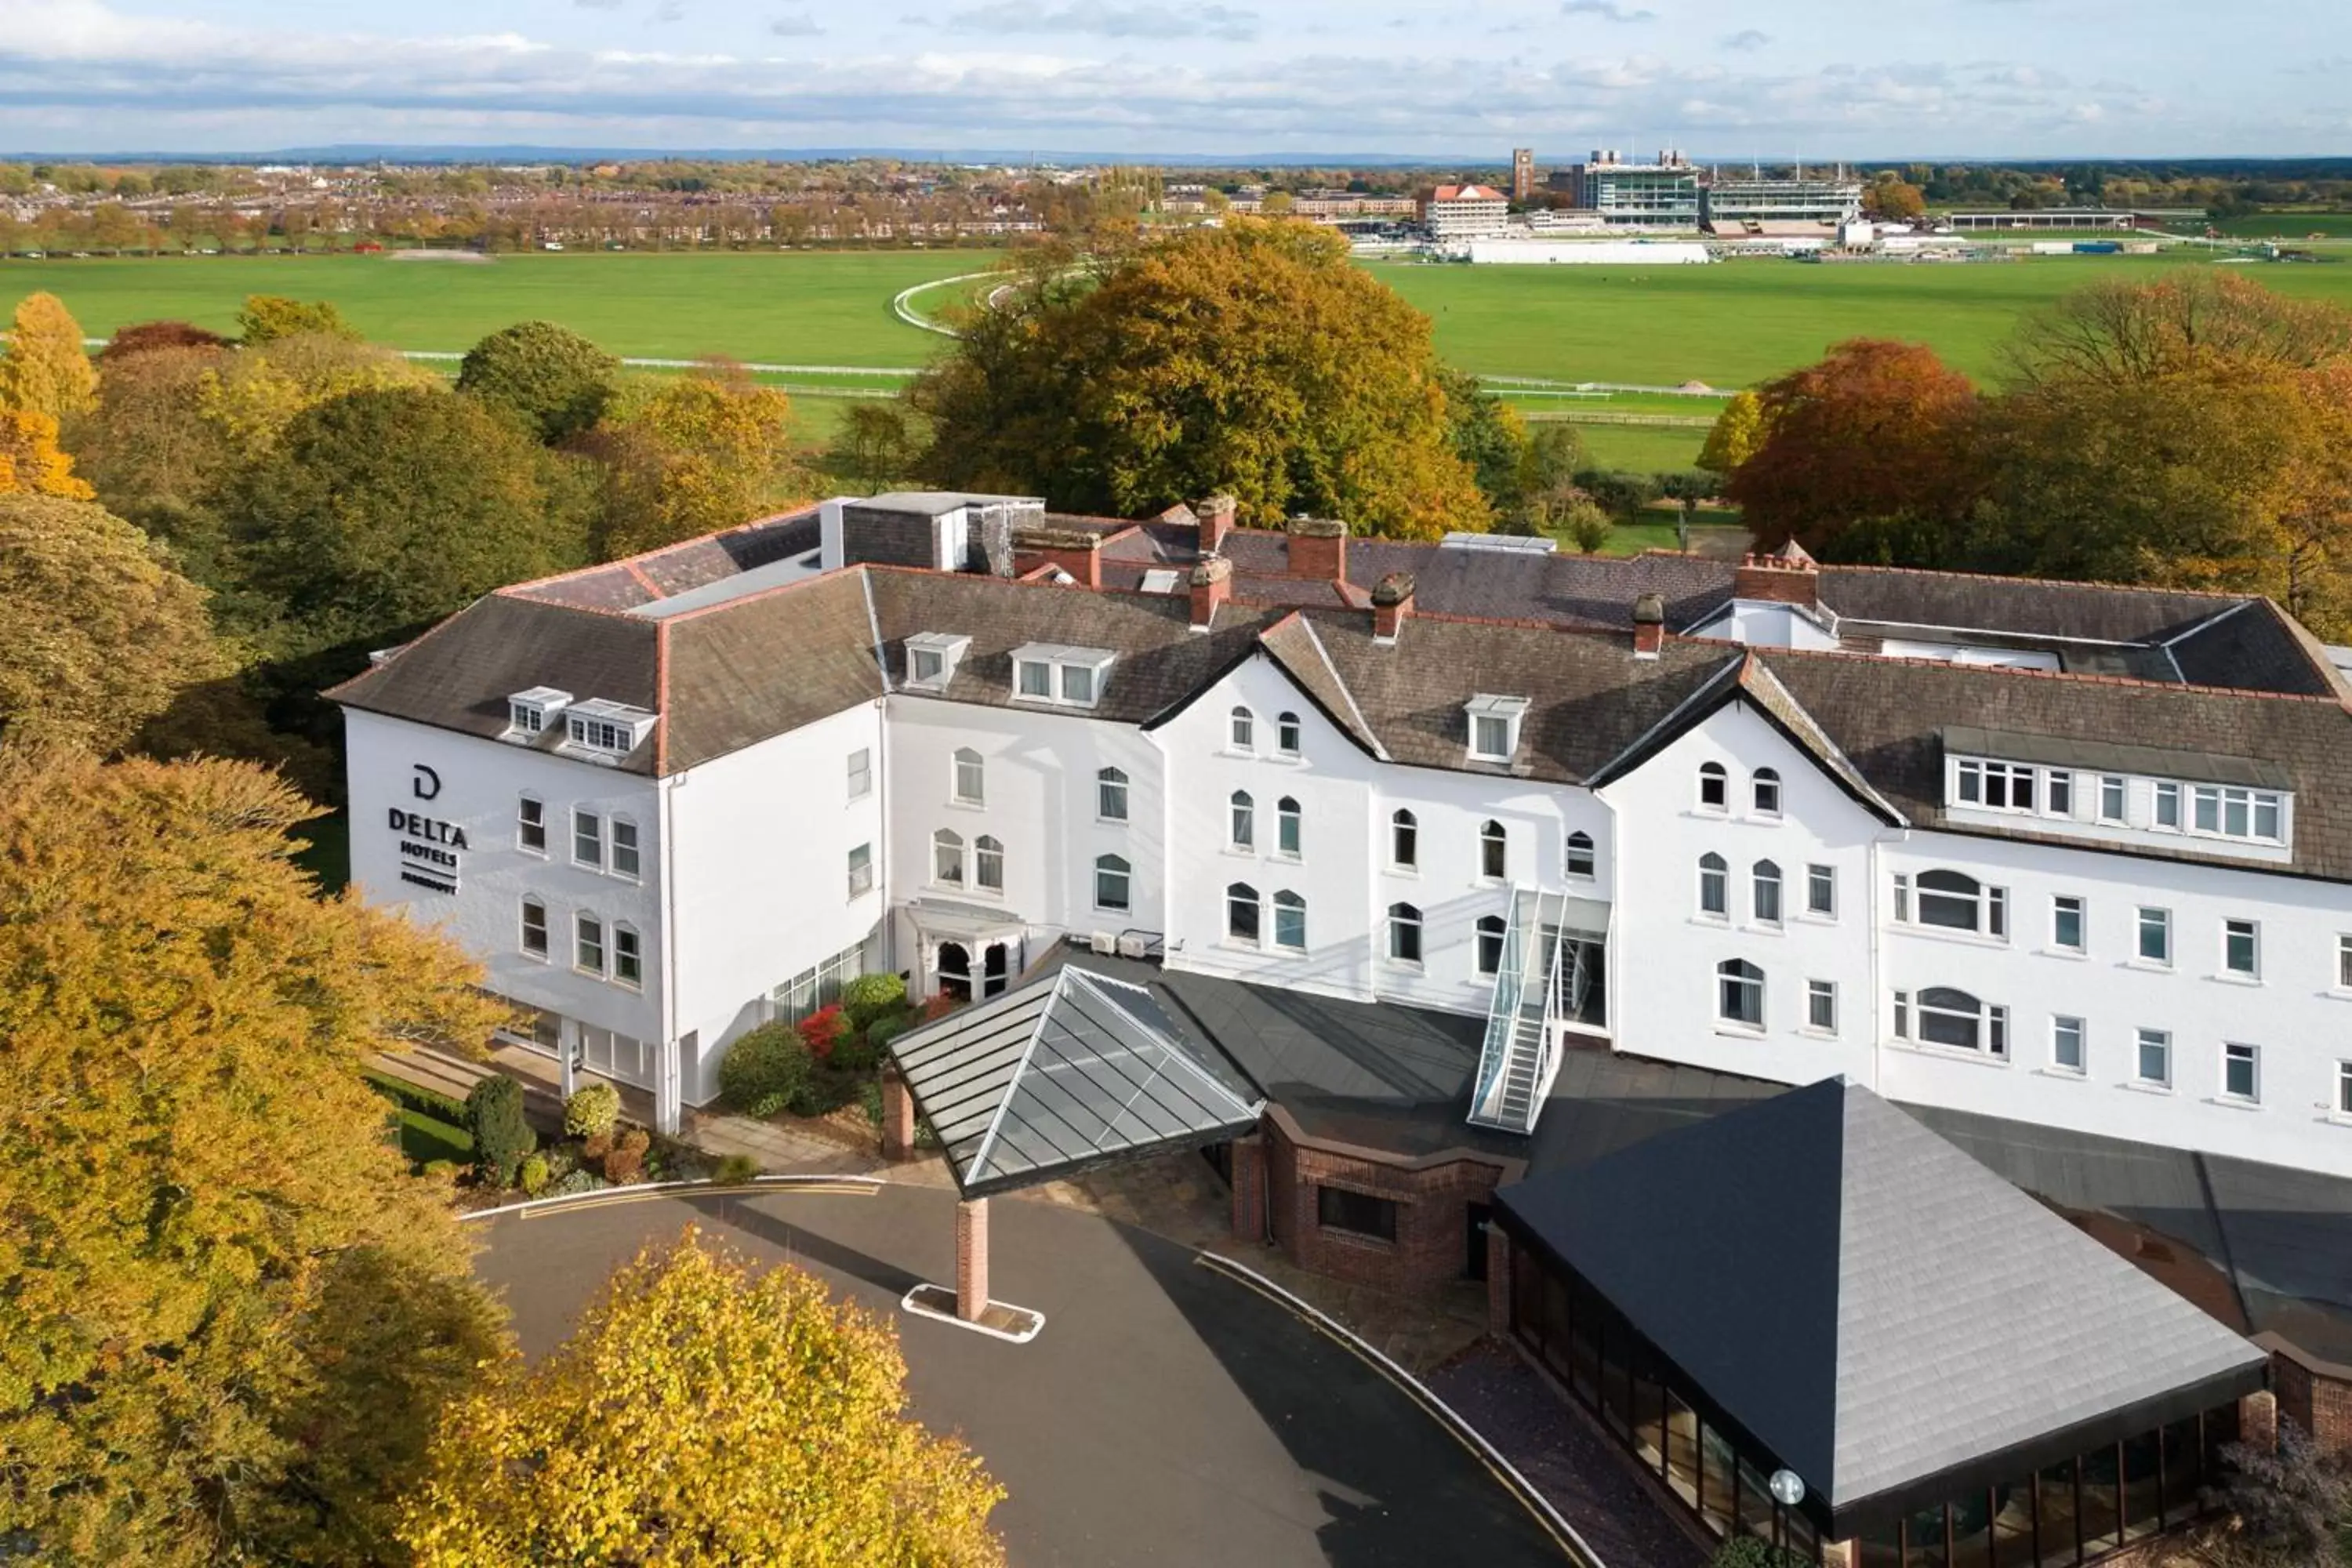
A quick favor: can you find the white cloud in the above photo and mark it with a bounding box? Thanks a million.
[937,1,1260,42]
[1561,0,1657,21]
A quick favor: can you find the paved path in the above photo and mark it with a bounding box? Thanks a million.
[472,1185,1575,1568]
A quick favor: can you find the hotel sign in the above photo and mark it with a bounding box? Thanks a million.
[392,764,466,895]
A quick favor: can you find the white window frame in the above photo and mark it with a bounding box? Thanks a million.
[1913,986,2006,1057]
[1276,713,1302,757]
[1566,831,1596,880]
[1475,914,1507,977]
[2099,775,2127,823]
[1806,979,1837,1034]
[952,747,985,806]
[2223,918,2259,980]
[517,793,546,855]
[1753,768,1782,817]
[2052,895,2085,954]
[1697,853,1729,920]
[2339,935,2352,992]
[1272,890,1307,951]
[933,828,964,887]
[2221,1042,2259,1105]
[2052,1015,2085,1075]
[2338,1061,2352,1118]
[1276,797,1302,859]
[1716,960,1764,1029]
[1751,860,1782,927]
[2136,906,2172,967]
[1386,902,1424,966]
[847,842,873,900]
[1389,809,1418,871]
[520,896,550,960]
[612,923,643,989]
[1697,761,1728,811]
[847,748,873,802]
[1225,882,1261,945]
[1094,854,1131,913]
[1229,791,1255,851]
[1097,767,1129,823]
[609,816,641,882]
[975,834,1004,893]
[1479,820,1507,881]
[2135,1027,2172,1088]
[1806,863,1835,918]
[1464,694,1528,764]
[572,808,604,869]
[1229,706,1255,753]
[575,912,606,977]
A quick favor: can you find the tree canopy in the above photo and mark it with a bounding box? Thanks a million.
[0,408,94,500]
[909,220,1490,539]
[594,362,798,559]
[0,291,98,421]
[225,383,593,652]
[0,495,224,753]
[400,1225,1005,1568]
[236,292,361,346]
[0,752,509,1566]
[1697,389,1769,476]
[96,318,232,363]
[456,319,621,445]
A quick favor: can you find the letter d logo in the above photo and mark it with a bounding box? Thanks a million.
[412,764,441,801]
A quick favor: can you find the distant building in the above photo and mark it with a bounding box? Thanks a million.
[1511,148,1535,201]
[1943,208,2205,232]
[1290,189,1421,222]
[1422,183,1511,238]
[1552,150,1701,228]
[1702,172,1863,234]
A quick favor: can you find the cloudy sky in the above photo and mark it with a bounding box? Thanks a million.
[3,0,2343,158]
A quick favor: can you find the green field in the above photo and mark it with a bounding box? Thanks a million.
[2210,212,2352,239]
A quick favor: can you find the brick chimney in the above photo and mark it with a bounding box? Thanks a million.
[1372,572,1414,642]
[1732,540,1819,608]
[1190,555,1232,632]
[1287,515,1348,582]
[1011,524,1102,588]
[1632,591,1665,659]
[1199,494,1237,557]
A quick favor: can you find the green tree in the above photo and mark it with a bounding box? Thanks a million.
[909,220,1490,539]
[0,495,226,753]
[829,400,917,492]
[1440,366,1530,516]
[1697,389,1769,476]
[456,319,621,445]
[399,1225,1004,1567]
[0,290,98,421]
[224,385,593,652]
[464,1074,536,1188]
[594,362,800,559]
[1515,422,1587,503]
[198,330,437,454]
[235,292,361,345]
[0,751,510,1566]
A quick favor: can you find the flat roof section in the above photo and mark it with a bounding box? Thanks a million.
[887,967,1266,1198]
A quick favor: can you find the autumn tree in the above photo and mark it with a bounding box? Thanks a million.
[910,220,1490,539]
[225,384,593,652]
[1727,338,1980,554]
[69,340,238,554]
[197,329,436,452]
[0,290,99,420]
[1860,179,1926,223]
[0,752,510,1566]
[401,1226,1004,1568]
[0,495,224,751]
[456,318,621,445]
[1697,388,1769,476]
[594,361,799,558]
[235,292,361,345]
[829,399,917,491]
[96,318,231,361]
[0,408,95,499]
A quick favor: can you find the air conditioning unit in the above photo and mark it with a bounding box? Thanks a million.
[1091,931,1118,955]
[1116,935,1148,959]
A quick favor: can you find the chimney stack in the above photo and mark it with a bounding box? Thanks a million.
[1199,493,1237,557]
[1732,540,1819,608]
[1011,524,1103,588]
[1632,591,1665,659]
[1372,572,1414,642]
[1189,555,1232,632]
[1287,515,1348,583]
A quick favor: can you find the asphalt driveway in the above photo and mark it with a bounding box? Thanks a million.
[470,1182,1572,1568]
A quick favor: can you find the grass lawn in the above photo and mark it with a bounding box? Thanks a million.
[364,1070,474,1168]
[291,808,349,893]
[2209,212,2352,239]
[0,249,996,365]
[1566,420,1710,474]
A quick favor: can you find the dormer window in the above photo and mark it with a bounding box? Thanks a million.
[1009,643,1115,710]
[504,686,572,742]
[904,632,970,691]
[1464,694,1529,764]
[560,698,656,763]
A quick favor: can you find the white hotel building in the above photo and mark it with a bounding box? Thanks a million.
[334,493,2352,1280]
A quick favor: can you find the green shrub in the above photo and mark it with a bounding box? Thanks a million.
[603,1127,651,1184]
[789,1066,861,1120]
[547,1168,606,1198]
[860,1078,884,1131]
[841,972,908,1030]
[829,1035,879,1074]
[713,1152,762,1185]
[463,1074,536,1188]
[518,1152,551,1197]
[717,1022,813,1118]
[1709,1537,1810,1568]
[563,1081,622,1140]
[866,1014,907,1054]
[420,1159,461,1183]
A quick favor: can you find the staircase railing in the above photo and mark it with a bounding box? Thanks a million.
[1470,888,1534,1120]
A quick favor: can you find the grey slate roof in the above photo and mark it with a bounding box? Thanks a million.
[885,966,1264,1197]
[1498,1079,2267,1521]
[1942,724,2292,791]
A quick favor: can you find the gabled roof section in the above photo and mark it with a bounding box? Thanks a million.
[1150,611,1391,758]
[659,571,887,771]
[2166,597,2349,699]
[887,967,1265,1198]
[1497,1080,2266,1527]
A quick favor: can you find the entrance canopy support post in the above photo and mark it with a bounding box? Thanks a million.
[956,1197,989,1323]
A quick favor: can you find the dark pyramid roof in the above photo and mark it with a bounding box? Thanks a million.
[1496,1079,2265,1522]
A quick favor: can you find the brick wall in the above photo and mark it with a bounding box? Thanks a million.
[1250,1113,1514,1295]
[2267,1343,2352,1453]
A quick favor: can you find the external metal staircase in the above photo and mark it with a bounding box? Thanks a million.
[1468,887,1567,1134]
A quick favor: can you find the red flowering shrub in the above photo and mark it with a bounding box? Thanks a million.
[797,1004,848,1061]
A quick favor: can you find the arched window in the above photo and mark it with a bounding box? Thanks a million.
[953,746,984,805]
[1230,706,1255,751]
[1565,829,1595,879]
[1916,869,2004,935]
[1917,986,2008,1056]
[1479,819,1508,880]
[1097,766,1129,822]
[1698,852,1729,917]
[1277,712,1302,755]
[1226,882,1261,943]
[1699,760,1728,810]
[1387,902,1423,964]
[1475,914,1508,976]
[1752,859,1782,925]
[1094,853,1131,913]
[1276,797,1302,857]
[612,922,643,988]
[1273,890,1306,950]
[1229,790,1255,850]
[1391,809,1418,869]
[1717,959,1763,1026]
[1753,768,1782,816]
[932,828,964,886]
[975,835,1004,892]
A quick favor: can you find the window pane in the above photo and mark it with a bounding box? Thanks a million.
[2225,1044,2257,1101]
[1664,1390,1701,1509]
[1278,715,1300,753]
[1952,1490,1993,1568]
[2226,921,2256,975]
[1061,663,1094,703]
[1274,895,1305,950]
[2036,1460,2082,1568]
[2137,1030,2169,1084]
[2053,1017,2084,1071]
[1227,884,1260,942]
[2160,1418,2204,1527]
[1698,1423,1736,1536]
[2100,776,2125,822]
[2155,783,2180,828]
[2078,1444,2120,1554]
[1018,661,1051,696]
[2137,909,2169,963]
[574,811,601,864]
[2053,898,2082,950]
[1809,864,1835,914]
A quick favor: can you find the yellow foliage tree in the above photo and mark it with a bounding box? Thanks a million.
[0,753,511,1566]
[1697,388,1769,477]
[197,330,435,452]
[401,1225,1006,1568]
[596,363,799,558]
[0,407,94,499]
[0,290,98,420]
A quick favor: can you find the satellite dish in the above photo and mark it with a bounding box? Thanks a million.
[1769,1469,1806,1508]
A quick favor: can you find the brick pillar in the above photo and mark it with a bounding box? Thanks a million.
[880,1069,916,1160]
[1486,1220,1513,1338]
[1820,1538,1860,1568]
[2241,1388,2280,1455]
[1229,1136,1266,1241]
[956,1197,989,1323]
